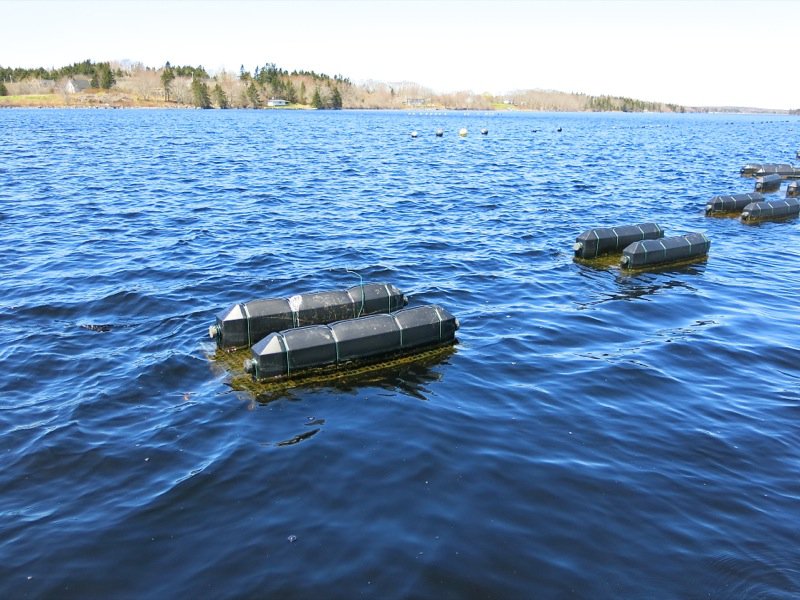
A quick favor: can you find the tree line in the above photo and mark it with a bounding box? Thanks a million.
[1,59,694,112]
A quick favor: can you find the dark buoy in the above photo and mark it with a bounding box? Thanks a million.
[480,128,488,135]
[754,173,782,193]
[620,233,710,269]
[705,192,765,215]
[574,223,664,259]
[435,128,444,137]
[244,305,459,380]
[556,127,562,132]
[787,181,799,198]
[210,283,408,349]
[741,198,800,223]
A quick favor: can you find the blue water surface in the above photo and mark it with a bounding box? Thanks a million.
[1,108,799,598]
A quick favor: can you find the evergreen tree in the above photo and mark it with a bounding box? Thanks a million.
[0,82,7,96]
[298,81,306,105]
[90,72,99,88]
[161,61,175,101]
[98,63,115,89]
[246,81,261,107]
[311,86,323,109]
[191,78,211,108]
[285,81,297,104]
[330,86,342,109]
[213,83,229,109]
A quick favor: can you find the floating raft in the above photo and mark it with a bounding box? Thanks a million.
[741,198,800,223]
[740,163,793,177]
[754,173,782,193]
[620,233,710,269]
[210,283,407,349]
[705,192,765,215]
[786,182,799,198]
[573,223,664,259]
[244,305,458,381]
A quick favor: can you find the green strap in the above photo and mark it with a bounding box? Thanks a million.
[346,269,366,317]
[330,326,341,364]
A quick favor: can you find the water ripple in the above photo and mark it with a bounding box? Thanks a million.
[1,109,799,598]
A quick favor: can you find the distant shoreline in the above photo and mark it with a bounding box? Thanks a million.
[0,92,794,115]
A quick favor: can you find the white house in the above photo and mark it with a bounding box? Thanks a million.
[64,78,91,93]
[267,98,288,107]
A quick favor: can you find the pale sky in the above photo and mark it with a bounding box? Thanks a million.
[1,0,797,109]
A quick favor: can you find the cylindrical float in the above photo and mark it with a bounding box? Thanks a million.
[740,198,800,223]
[705,192,764,214]
[754,173,782,193]
[620,233,710,269]
[787,181,799,198]
[755,165,800,179]
[210,283,408,349]
[245,305,459,380]
[741,163,792,177]
[574,223,664,259]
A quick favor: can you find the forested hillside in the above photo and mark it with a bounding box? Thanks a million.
[0,59,686,112]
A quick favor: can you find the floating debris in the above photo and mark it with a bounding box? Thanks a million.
[80,324,114,333]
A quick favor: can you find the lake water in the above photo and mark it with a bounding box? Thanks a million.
[1,108,799,598]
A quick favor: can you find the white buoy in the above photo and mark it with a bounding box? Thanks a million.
[435,128,444,137]
[410,131,418,138]
[458,127,468,137]
[480,128,488,135]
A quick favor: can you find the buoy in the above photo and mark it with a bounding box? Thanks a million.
[754,173,782,193]
[244,305,459,380]
[787,181,799,198]
[620,233,710,269]
[740,163,792,177]
[705,192,764,215]
[458,128,468,137]
[556,127,562,132]
[574,223,664,259]
[210,283,408,349]
[480,128,488,135]
[741,198,800,222]
[435,128,444,137]
[410,131,418,138]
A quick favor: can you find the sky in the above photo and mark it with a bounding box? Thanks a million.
[1,0,798,109]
